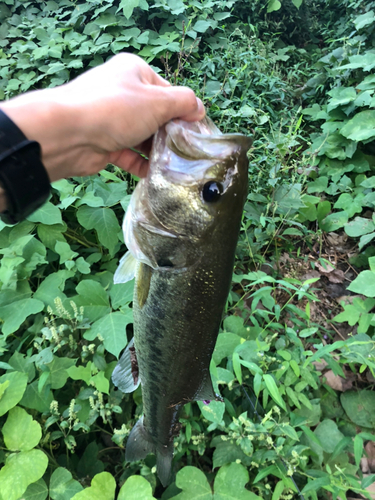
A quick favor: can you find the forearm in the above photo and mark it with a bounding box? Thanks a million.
[0,88,83,182]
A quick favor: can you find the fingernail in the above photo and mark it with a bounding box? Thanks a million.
[196,97,205,115]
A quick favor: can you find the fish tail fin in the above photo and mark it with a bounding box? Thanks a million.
[125,416,154,462]
[156,442,174,487]
[125,416,174,487]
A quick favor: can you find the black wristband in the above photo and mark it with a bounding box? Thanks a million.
[0,109,51,224]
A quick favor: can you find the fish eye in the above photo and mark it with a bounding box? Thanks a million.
[202,181,223,203]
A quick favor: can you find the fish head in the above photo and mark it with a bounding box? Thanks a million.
[124,117,251,270]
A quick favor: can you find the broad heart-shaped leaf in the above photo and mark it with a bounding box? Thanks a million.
[197,400,225,424]
[341,111,375,142]
[71,472,116,500]
[320,211,348,232]
[2,406,41,451]
[348,270,375,297]
[20,380,54,413]
[212,440,253,469]
[47,356,76,389]
[84,309,132,357]
[73,279,110,322]
[339,52,375,72]
[344,216,375,237]
[327,87,356,112]
[0,297,44,336]
[173,466,213,500]
[118,475,156,500]
[23,478,48,500]
[267,0,281,13]
[0,449,48,500]
[341,391,375,428]
[77,205,121,254]
[50,467,83,500]
[354,10,375,30]
[120,0,139,19]
[0,371,28,417]
[291,0,302,7]
[34,270,73,311]
[314,419,345,453]
[213,463,261,500]
[109,281,134,309]
[27,201,63,225]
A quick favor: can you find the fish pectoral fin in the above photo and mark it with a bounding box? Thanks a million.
[111,338,141,393]
[114,251,138,284]
[194,374,221,402]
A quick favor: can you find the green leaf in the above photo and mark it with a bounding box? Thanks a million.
[272,481,285,500]
[27,202,63,225]
[362,474,375,489]
[91,371,109,394]
[2,406,41,451]
[267,0,281,13]
[47,357,76,389]
[20,380,53,413]
[301,476,330,494]
[340,52,375,72]
[262,374,286,410]
[67,362,92,385]
[173,466,212,500]
[120,0,139,19]
[77,206,120,254]
[341,390,375,428]
[327,87,356,112]
[0,449,48,500]
[84,310,132,357]
[341,111,375,142]
[197,400,225,424]
[354,435,363,468]
[314,419,345,453]
[354,11,375,30]
[212,440,253,469]
[345,217,375,237]
[214,463,261,499]
[0,371,28,416]
[320,210,349,232]
[34,271,72,311]
[54,241,78,264]
[0,298,44,336]
[232,352,242,384]
[73,279,110,322]
[118,475,156,500]
[348,270,375,297]
[193,20,212,33]
[213,333,243,365]
[50,467,83,500]
[110,281,134,309]
[23,479,48,500]
[71,472,116,500]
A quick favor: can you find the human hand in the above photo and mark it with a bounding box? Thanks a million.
[0,53,205,182]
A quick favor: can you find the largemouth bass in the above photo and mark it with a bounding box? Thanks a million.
[112,117,251,486]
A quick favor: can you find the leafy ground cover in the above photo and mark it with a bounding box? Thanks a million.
[1,0,375,499]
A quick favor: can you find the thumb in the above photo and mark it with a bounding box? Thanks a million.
[161,86,206,122]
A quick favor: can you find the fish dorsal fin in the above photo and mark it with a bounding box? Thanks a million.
[193,373,218,402]
[111,338,141,393]
[114,251,138,284]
